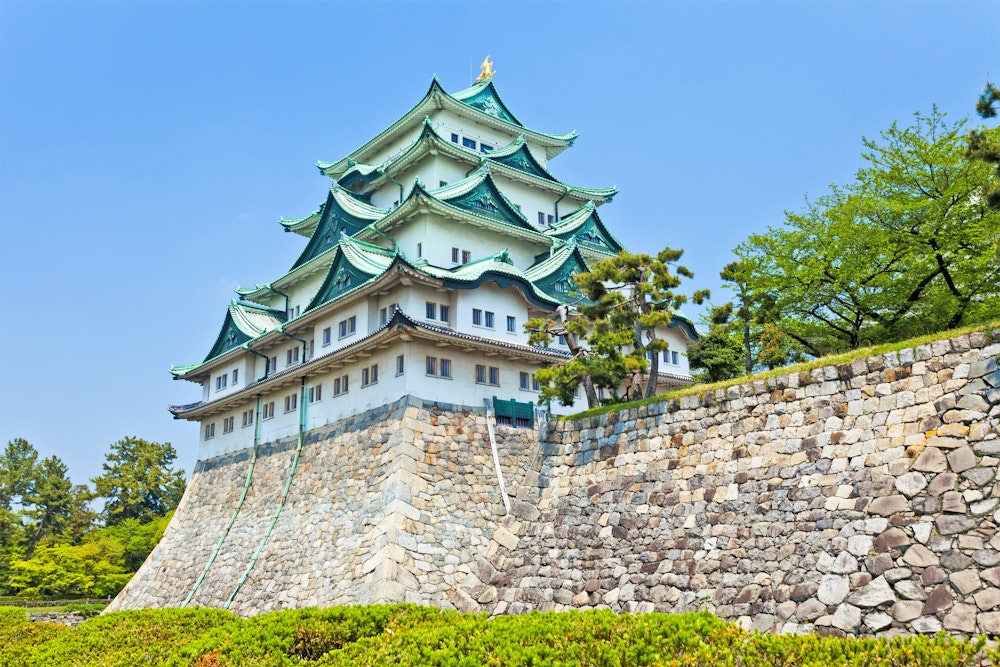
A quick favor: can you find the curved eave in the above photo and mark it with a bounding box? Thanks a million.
[669,315,699,341]
[169,308,568,420]
[279,212,320,238]
[357,182,553,246]
[438,267,561,310]
[236,245,338,303]
[319,78,576,176]
[546,202,626,255]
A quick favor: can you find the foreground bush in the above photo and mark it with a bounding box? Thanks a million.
[0,604,995,666]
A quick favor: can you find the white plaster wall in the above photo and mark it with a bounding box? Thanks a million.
[391,214,546,270]
[453,282,531,345]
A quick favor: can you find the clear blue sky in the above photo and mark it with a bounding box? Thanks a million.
[1,1,997,487]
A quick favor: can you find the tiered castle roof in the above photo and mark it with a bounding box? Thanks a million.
[170,70,691,398]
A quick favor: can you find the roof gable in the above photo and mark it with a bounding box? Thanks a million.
[547,201,625,255]
[291,187,387,270]
[450,78,523,126]
[306,237,393,310]
[431,166,535,232]
[201,302,284,365]
[487,135,557,182]
[525,243,592,304]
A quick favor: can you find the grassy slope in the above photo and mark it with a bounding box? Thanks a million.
[564,320,1000,422]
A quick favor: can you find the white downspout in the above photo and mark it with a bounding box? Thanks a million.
[484,398,511,513]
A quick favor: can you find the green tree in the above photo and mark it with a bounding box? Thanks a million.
[686,304,745,383]
[91,437,186,526]
[0,439,39,511]
[528,248,705,407]
[738,108,1000,355]
[970,80,1000,207]
[22,456,74,558]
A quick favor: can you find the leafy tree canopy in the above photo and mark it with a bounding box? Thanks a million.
[90,437,186,526]
[736,108,1000,356]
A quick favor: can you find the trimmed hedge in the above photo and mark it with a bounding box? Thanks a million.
[0,604,995,667]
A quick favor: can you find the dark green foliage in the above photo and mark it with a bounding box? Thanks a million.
[970,80,1000,207]
[527,248,706,408]
[91,436,186,526]
[1,604,993,667]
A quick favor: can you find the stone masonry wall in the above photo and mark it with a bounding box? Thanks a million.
[454,328,1000,637]
[109,396,537,615]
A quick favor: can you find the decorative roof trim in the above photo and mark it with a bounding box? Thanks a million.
[316,77,576,178]
[169,307,569,420]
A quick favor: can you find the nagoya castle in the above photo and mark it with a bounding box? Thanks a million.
[110,59,697,615]
[169,57,696,463]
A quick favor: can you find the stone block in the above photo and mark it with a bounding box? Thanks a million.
[894,472,927,498]
[912,448,948,473]
[903,544,939,568]
[868,495,909,516]
[892,600,923,623]
[817,574,850,605]
[847,576,896,608]
[950,569,982,595]
[947,446,977,473]
[831,604,862,632]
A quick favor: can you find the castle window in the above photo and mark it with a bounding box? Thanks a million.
[461,250,471,263]
[361,364,378,387]
[287,305,300,319]
[672,351,679,365]
[480,143,493,153]
[338,316,356,339]
[426,356,437,376]
[476,364,500,386]
[519,371,530,390]
[484,311,495,329]
[519,372,540,392]
[308,384,322,403]
[380,307,387,324]
[322,327,331,346]
[269,356,277,374]
[284,393,298,413]
[396,355,405,376]
[450,133,458,143]
[451,247,459,263]
[417,242,423,258]
[440,358,452,378]
[426,302,437,320]
[557,335,566,346]
[547,214,554,225]
[306,339,314,359]
[262,402,275,420]
[333,375,349,396]
[286,346,300,366]
[232,368,239,385]
[439,305,450,324]
[462,137,476,150]
[554,281,565,293]
[507,316,516,333]
[538,212,545,225]
[215,374,228,391]
[242,409,254,427]
[204,423,215,440]
[472,308,482,326]
[439,180,448,187]
[223,416,234,434]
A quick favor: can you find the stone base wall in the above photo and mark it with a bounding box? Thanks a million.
[109,396,537,616]
[453,329,1000,637]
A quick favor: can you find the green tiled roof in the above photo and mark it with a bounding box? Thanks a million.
[419,249,561,310]
[427,164,536,233]
[305,234,395,311]
[524,242,592,304]
[545,201,625,256]
[290,186,388,270]
[317,77,577,178]
[449,77,523,126]
[172,301,285,377]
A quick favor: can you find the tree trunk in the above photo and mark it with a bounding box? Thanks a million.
[557,306,599,408]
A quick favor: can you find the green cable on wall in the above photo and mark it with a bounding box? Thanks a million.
[181,394,263,608]
[225,378,307,610]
